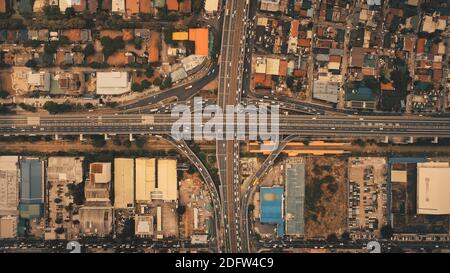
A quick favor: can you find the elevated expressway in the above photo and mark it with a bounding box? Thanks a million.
[216,0,249,252]
[1,114,450,138]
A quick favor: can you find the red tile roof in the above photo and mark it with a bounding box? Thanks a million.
[166,0,179,11]
[0,0,6,13]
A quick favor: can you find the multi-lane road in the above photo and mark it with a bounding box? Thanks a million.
[216,0,250,253]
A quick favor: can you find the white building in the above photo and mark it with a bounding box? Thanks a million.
[204,0,219,13]
[417,162,450,215]
[96,72,131,95]
[112,0,126,13]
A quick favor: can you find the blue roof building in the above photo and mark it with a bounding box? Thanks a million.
[20,158,44,205]
[260,187,284,237]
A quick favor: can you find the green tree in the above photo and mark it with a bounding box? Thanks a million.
[0,90,10,99]
[145,66,154,78]
[135,137,146,148]
[18,103,37,113]
[153,77,162,86]
[67,183,85,206]
[65,7,76,18]
[131,83,144,92]
[141,80,151,89]
[83,43,96,57]
[44,42,58,55]
[84,103,94,110]
[380,225,394,239]
[123,140,132,148]
[91,136,106,148]
[25,59,38,68]
[177,205,186,215]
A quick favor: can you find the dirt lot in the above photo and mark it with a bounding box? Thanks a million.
[100,30,123,39]
[107,51,129,66]
[0,71,13,95]
[304,156,348,238]
[179,173,213,238]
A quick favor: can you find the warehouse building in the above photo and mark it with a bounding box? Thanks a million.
[47,157,83,184]
[135,215,154,238]
[79,206,113,237]
[0,216,17,239]
[85,162,112,204]
[204,0,218,13]
[135,158,156,203]
[285,160,305,236]
[80,162,113,237]
[96,72,131,95]
[114,158,135,209]
[20,158,44,205]
[260,186,284,237]
[189,28,209,56]
[417,162,450,215]
[313,80,339,103]
[0,156,19,213]
[154,159,178,202]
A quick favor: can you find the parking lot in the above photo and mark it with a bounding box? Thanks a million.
[348,157,387,236]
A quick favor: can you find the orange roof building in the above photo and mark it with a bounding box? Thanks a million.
[298,38,311,47]
[62,29,82,42]
[329,55,342,63]
[290,20,299,38]
[0,0,6,13]
[381,82,395,91]
[166,0,179,11]
[417,38,426,54]
[122,29,134,41]
[126,0,140,14]
[279,60,288,76]
[253,73,272,88]
[189,28,209,56]
[72,0,86,12]
[148,32,160,63]
[404,37,414,53]
[139,0,152,13]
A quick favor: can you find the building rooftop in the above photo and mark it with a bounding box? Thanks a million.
[135,215,154,237]
[135,158,156,202]
[285,161,305,236]
[79,207,113,237]
[20,158,44,205]
[0,156,19,213]
[114,158,135,209]
[155,159,177,202]
[47,157,83,183]
[0,216,17,239]
[189,28,209,56]
[260,186,284,237]
[313,80,339,103]
[96,72,131,95]
[417,162,450,215]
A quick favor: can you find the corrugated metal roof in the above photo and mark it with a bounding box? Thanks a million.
[285,162,305,236]
[20,159,44,204]
[260,187,284,237]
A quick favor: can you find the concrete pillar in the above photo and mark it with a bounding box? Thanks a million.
[432,137,439,144]
[80,134,84,141]
[129,134,134,142]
